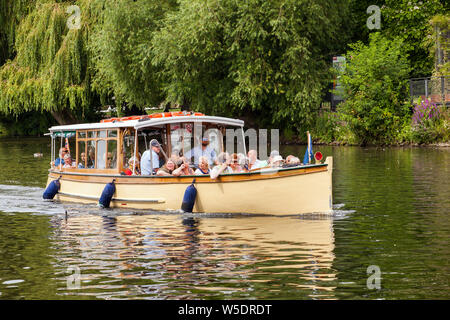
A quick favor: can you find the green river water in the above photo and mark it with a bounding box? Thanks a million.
[0,137,448,299]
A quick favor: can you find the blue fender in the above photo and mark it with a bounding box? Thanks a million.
[99,180,116,208]
[43,178,61,200]
[181,179,197,213]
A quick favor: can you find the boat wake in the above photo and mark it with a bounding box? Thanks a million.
[332,203,355,220]
[0,184,65,215]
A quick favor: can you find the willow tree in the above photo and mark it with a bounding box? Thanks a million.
[151,0,348,131]
[0,0,105,125]
[0,0,37,65]
[89,0,177,114]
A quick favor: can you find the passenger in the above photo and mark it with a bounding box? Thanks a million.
[141,140,161,175]
[52,147,67,167]
[78,152,86,168]
[270,155,284,168]
[124,156,140,175]
[62,154,75,168]
[284,155,301,167]
[185,137,217,167]
[194,156,210,175]
[87,148,95,168]
[267,150,280,166]
[156,159,182,176]
[210,152,232,179]
[107,151,116,168]
[230,153,244,173]
[247,149,266,170]
[237,153,249,172]
[177,156,194,175]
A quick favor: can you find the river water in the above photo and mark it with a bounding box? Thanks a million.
[0,137,448,299]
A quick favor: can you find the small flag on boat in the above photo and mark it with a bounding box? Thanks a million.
[303,131,313,165]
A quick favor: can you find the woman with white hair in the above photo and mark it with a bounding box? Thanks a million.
[194,156,210,175]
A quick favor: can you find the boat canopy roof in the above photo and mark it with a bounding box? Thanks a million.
[49,115,244,132]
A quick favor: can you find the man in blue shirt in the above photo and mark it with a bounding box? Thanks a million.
[53,147,68,167]
[185,137,217,167]
[141,139,162,175]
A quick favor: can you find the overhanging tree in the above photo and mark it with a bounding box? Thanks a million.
[0,0,104,125]
[152,0,349,131]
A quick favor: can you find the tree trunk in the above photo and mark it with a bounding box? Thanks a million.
[51,110,77,125]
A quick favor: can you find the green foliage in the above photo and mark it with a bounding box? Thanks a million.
[382,0,446,78]
[0,0,37,65]
[0,0,103,124]
[430,14,450,76]
[338,33,411,145]
[310,111,338,143]
[0,111,56,137]
[152,0,348,131]
[90,0,177,112]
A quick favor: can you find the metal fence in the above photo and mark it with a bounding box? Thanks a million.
[409,76,450,106]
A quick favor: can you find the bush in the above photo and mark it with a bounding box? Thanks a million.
[409,99,449,143]
[337,33,411,145]
[310,111,338,143]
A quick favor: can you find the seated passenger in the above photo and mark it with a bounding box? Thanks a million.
[185,137,217,167]
[63,154,75,168]
[177,157,194,175]
[270,155,284,168]
[107,152,117,169]
[267,150,281,166]
[284,155,301,167]
[247,149,267,170]
[237,153,249,172]
[156,159,182,177]
[230,153,244,173]
[210,152,232,179]
[194,156,210,175]
[87,148,95,168]
[52,148,68,167]
[78,152,86,168]
[124,156,140,175]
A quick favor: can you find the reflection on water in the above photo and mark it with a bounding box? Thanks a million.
[49,210,336,299]
[0,138,449,299]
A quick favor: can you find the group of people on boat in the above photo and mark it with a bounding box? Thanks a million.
[51,147,114,169]
[122,137,302,178]
[51,147,77,168]
[51,136,303,177]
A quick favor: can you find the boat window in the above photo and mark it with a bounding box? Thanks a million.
[98,130,107,139]
[108,130,117,138]
[77,141,87,168]
[77,128,119,170]
[87,141,96,168]
[96,140,107,169]
[107,140,117,169]
[122,129,136,169]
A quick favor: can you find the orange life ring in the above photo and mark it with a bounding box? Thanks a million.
[100,117,120,123]
[100,111,205,123]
